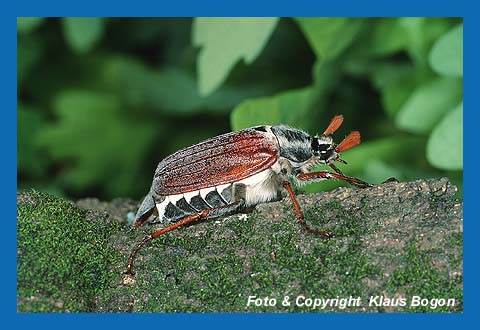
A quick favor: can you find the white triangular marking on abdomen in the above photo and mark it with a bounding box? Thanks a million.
[199,187,215,208]
[216,184,230,203]
[199,187,215,199]
[169,193,184,204]
[216,183,230,192]
[183,191,198,203]
[156,198,169,218]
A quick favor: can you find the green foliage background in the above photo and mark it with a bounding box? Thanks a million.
[17,17,463,200]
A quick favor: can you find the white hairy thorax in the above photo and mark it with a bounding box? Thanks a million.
[236,168,282,206]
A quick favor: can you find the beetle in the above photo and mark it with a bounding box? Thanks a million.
[126,115,374,274]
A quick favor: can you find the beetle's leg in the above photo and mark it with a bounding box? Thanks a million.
[145,215,161,226]
[329,163,344,175]
[282,181,331,238]
[319,168,399,186]
[134,206,159,228]
[126,200,245,275]
[383,177,399,184]
[127,211,207,275]
[297,171,373,188]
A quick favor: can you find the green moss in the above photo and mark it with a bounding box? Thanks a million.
[112,200,381,312]
[17,190,123,312]
[446,233,463,271]
[17,182,463,313]
[385,240,463,312]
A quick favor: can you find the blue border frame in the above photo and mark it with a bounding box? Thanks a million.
[5,0,474,328]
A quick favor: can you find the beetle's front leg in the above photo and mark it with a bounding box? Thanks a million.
[282,181,331,238]
[297,170,373,188]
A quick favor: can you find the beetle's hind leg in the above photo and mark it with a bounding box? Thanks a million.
[282,181,332,238]
[126,200,245,275]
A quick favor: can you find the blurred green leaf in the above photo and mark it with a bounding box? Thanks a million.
[295,18,363,60]
[230,87,314,131]
[370,62,416,89]
[397,17,427,64]
[193,17,279,96]
[311,59,342,90]
[18,104,48,177]
[399,17,453,66]
[62,17,104,54]
[342,58,419,118]
[427,102,463,170]
[381,78,417,118]
[36,90,156,196]
[362,159,404,184]
[429,23,463,77]
[395,77,462,134]
[353,18,409,57]
[348,18,453,68]
[17,34,45,87]
[17,17,44,33]
[17,17,464,201]
[102,56,275,114]
[362,61,419,118]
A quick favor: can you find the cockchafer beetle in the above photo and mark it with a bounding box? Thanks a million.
[126,115,378,274]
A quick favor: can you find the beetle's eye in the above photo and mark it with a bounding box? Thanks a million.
[320,148,335,161]
[312,139,331,155]
[318,144,329,153]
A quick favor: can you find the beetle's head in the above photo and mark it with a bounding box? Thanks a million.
[312,115,361,165]
[311,134,337,163]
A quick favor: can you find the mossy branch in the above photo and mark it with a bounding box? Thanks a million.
[17,178,462,312]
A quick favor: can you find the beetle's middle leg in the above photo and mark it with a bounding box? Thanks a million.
[126,199,245,275]
[282,181,332,238]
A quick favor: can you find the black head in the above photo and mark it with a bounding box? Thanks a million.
[311,135,338,164]
[311,115,361,165]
